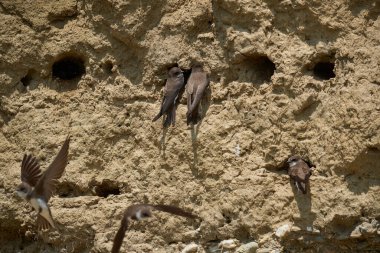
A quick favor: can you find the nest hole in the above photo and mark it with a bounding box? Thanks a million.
[103,61,114,74]
[235,55,276,84]
[222,213,232,224]
[92,180,121,198]
[255,56,276,81]
[52,56,85,80]
[20,70,35,87]
[313,61,335,80]
[182,68,192,84]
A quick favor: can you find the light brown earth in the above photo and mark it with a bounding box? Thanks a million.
[0,0,379,252]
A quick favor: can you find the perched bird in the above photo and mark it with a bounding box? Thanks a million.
[16,137,70,230]
[186,64,209,125]
[287,155,313,194]
[112,204,198,253]
[152,67,185,127]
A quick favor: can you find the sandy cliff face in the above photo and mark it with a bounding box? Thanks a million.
[0,0,379,252]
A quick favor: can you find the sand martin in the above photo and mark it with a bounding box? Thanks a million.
[186,64,209,125]
[152,67,185,127]
[16,136,70,230]
[287,155,314,194]
[112,204,198,253]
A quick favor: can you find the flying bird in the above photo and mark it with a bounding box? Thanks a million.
[152,66,185,127]
[287,155,314,194]
[186,64,209,125]
[16,136,70,230]
[111,204,198,253]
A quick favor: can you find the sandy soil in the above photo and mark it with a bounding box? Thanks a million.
[0,0,379,252]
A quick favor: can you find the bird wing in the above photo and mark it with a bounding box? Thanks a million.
[296,181,307,194]
[289,162,310,182]
[186,75,195,96]
[288,166,297,178]
[36,214,52,230]
[186,76,195,112]
[161,79,183,114]
[21,154,42,187]
[111,214,129,253]
[34,137,70,202]
[153,204,198,219]
[188,73,209,114]
[298,161,311,181]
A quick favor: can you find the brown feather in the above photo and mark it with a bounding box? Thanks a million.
[37,214,51,230]
[186,65,209,125]
[288,156,312,194]
[111,215,129,253]
[21,154,42,187]
[152,67,185,127]
[34,136,70,202]
[111,204,197,253]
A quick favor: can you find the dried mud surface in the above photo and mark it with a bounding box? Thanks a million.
[0,0,379,252]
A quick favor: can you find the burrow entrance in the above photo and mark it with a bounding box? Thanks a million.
[313,62,335,80]
[305,53,336,80]
[52,55,85,80]
[233,54,276,84]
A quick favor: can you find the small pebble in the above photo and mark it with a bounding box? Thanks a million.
[350,229,362,238]
[218,239,239,249]
[181,242,199,253]
[275,224,291,238]
[235,242,259,253]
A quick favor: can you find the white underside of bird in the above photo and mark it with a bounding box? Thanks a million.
[135,210,146,220]
[30,197,55,228]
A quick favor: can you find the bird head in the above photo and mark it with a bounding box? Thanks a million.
[287,155,301,166]
[168,67,184,79]
[16,182,31,199]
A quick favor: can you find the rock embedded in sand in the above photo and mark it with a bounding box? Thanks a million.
[235,241,259,253]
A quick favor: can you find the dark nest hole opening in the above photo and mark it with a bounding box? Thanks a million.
[221,209,235,224]
[52,55,85,80]
[306,53,336,80]
[235,54,276,84]
[103,61,114,74]
[313,62,335,80]
[183,68,192,86]
[90,180,121,198]
[255,56,276,82]
[20,70,36,87]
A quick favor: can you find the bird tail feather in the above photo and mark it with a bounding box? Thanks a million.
[152,112,162,122]
[297,181,307,194]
